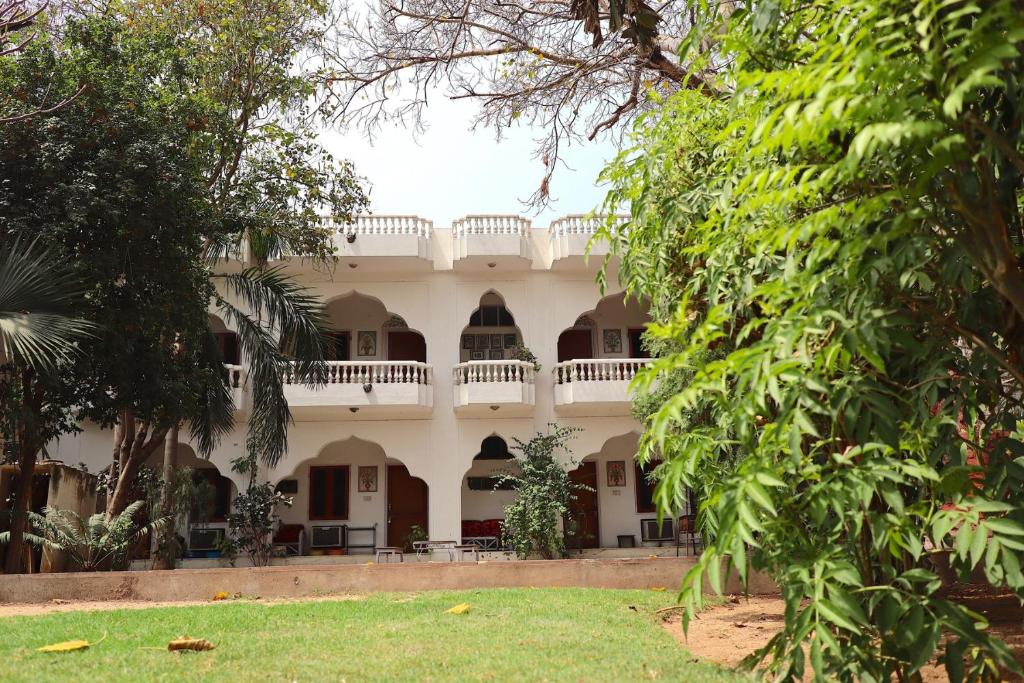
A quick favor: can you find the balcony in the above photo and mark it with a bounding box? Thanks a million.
[224,364,245,411]
[328,215,433,270]
[453,360,536,416]
[552,359,651,416]
[452,215,532,270]
[549,215,623,269]
[282,361,433,420]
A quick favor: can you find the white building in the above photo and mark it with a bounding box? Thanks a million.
[51,215,686,556]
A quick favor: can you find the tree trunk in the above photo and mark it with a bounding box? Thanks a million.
[151,424,179,570]
[105,417,167,521]
[3,438,38,575]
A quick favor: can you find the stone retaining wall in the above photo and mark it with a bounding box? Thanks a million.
[0,557,776,604]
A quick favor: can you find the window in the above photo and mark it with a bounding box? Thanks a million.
[466,476,516,491]
[309,466,349,520]
[468,305,515,327]
[635,461,659,513]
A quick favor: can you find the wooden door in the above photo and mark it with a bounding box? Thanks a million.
[628,328,649,358]
[565,461,599,549]
[557,329,594,362]
[387,464,428,548]
[387,331,427,362]
[215,332,240,365]
[327,331,351,361]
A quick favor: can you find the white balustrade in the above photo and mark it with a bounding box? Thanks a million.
[326,215,433,238]
[282,361,432,386]
[223,364,243,388]
[453,360,536,385]
[549,214,629,236]
[452,215,530,238]
[552,359,651,384]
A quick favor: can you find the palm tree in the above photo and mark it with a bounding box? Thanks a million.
[0,238,94,574]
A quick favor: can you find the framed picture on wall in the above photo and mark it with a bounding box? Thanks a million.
[471,350,485,360]
[357,466,378,493]
[490,334,503,349]
[357,330,377,356]
[462,334,475,350]
[489,349,504,360]
[602,328,622,354]
[477,334,490,349]
[607,461,627,487]
[503,334,517,348]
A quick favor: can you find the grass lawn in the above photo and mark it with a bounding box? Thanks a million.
[0,588,747,682]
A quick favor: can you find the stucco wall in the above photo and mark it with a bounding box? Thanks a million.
[43,227,665,547]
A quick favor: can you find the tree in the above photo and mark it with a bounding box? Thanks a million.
[0,239,92,574]
[598,0,1024,680]
[499,425,585,559]
[0,0,85,122]
[325,1,720,205]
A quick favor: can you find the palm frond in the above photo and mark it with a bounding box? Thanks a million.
[215,296,292,467]
[189,327,235,456]
[0,238,94,369]
[210,267,332,468]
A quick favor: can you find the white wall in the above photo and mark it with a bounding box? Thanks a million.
[273,437,388,535]
[52,226,656,546]
[461,458,518,520]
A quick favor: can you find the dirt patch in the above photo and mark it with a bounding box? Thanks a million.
[663,590,1024,681]
[0,593,364,618]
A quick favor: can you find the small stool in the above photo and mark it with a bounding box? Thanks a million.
[375,547,404,563]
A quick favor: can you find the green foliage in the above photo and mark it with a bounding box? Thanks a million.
[499,425,587,559]
[598,0,1024,680]
[226,482,292,567]
[509,342,541,371]
[2,500,166,572]
[140,465,215,567]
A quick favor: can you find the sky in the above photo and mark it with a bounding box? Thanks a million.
[320,92,619,228]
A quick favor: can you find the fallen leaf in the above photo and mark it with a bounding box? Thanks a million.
[37,640,90,653]
[446,603,471,615]
[212,592,230,601]
[168,637,216,652]
[650,586,666,592]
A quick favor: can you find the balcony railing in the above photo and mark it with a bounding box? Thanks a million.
[453,359,536,385]
[326,215,433,238]
[282,361,432,386]
[453,360,536,415]
[552,359,651,416]
[452,215,530,238]
[552,359,650,384]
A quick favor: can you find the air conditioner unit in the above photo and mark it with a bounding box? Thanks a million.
[640,518,674,542]
[311,525,345,548]
[189,527,225,552]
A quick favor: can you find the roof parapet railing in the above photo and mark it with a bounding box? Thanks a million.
[452,215,531,238]
[325,215,433,238]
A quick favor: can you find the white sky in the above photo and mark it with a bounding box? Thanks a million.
[320,92,619,228]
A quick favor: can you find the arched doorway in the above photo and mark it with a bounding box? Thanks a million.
[459,291,522,363]
[272,437,429,552]
[323,292,427,363]
[557,293,651,362]
[460,436,517,548]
